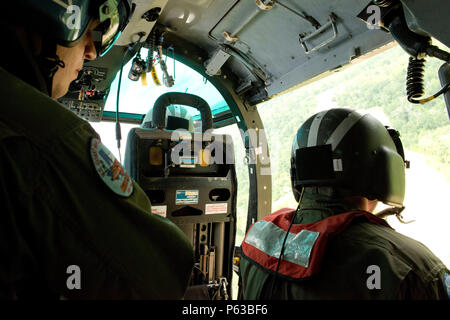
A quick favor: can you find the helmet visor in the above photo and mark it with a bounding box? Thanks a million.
[93,0,129,56]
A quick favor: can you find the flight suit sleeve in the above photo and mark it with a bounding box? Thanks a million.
[0,132,43,298]
[1,123,194,299]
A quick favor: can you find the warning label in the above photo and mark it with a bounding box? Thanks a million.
[176,190,199,205]
[151,205,167,218]
[205,203,228,215]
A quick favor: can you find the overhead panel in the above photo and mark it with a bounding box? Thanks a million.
[205,0,394,97]
[115,0,169,45]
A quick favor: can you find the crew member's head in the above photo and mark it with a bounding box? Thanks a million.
[3,0,133,98]
[290,108,408,211]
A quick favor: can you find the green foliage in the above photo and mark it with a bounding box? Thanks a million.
[335,49,443,131]
[414,125,450,180]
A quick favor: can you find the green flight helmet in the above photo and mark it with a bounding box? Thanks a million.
[141,104,195,132]
[7,0,133,57]
[290,108,408,208]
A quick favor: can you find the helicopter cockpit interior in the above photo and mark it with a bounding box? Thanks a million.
[57,0,450,299]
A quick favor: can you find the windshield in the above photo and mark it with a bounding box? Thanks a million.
[103,48,228,118]
[92,48,230,158]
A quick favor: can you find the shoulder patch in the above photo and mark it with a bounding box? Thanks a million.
[90,138,133,197]
[444,273,450,299]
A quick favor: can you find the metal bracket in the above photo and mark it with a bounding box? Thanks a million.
[221,45,267,82]
[142,7,161,22]
[255,0,274,11]
[222,31,239,42]
[222,0,274,43]
[205,49,231,76]
[299,13,338,54]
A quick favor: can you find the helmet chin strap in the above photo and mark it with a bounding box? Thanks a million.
[14,27,65,98]
[375,205,415,224]
[296,186,414,224]
[37,36,65,98]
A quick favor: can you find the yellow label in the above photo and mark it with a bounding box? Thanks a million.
[151,65,161,86]
[141,72,148,86]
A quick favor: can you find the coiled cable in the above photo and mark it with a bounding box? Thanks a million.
[407,56,450,104]
[406,57,426,103]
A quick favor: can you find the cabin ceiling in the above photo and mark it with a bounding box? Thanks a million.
[118,0,397,101]
[64,0,450,119]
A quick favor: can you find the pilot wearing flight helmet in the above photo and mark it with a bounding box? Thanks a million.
[240,108,449,299]
[0,0,193,299]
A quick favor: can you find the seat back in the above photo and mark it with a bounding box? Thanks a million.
[124,92,237,299]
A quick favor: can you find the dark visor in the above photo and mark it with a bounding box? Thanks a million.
[93,0,128,56]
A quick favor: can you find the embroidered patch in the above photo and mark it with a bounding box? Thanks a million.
[90,138,133,197]
[444,273,450,299]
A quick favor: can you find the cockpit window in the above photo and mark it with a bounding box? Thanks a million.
[103,48,228,119]
[92,49,229,159]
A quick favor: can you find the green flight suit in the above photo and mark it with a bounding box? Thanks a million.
[240,189,449,300]
[0,67,194,299]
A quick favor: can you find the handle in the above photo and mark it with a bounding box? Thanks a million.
[152,92,213,133]
[299,13,338,54]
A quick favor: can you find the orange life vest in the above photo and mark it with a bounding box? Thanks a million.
[241,208,392,280]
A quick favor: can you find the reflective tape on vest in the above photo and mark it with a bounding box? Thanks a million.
[244,220,319,268]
